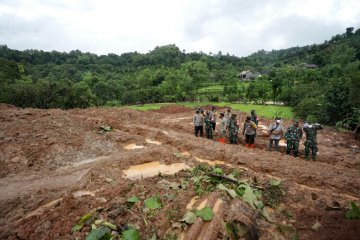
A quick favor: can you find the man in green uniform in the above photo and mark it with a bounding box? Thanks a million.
[303,122,323,160]
[228,114,239,144]
[204,111,215,139]
[285,120,303,157]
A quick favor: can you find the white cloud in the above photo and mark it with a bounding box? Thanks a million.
[0,0,359,56]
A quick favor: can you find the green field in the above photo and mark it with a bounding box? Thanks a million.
[126,102,293,119]
[197,82,249,93]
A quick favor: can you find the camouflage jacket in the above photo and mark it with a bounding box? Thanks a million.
[228,118,239,134]
[287,126,303,141]
[204,116,214,129]
[303,124,323,143]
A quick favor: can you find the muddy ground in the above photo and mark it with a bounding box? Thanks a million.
[0,104,359,240]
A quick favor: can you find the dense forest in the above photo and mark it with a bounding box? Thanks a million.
[1,28,360,126]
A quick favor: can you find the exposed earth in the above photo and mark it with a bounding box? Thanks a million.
[0,104,359,240]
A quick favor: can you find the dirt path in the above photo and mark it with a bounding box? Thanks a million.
[0,104,359,239]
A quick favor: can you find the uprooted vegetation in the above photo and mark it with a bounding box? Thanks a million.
[0,104,359,239]
[69,164,294,240]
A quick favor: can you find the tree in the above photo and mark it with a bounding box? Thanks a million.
[324,78,352,124]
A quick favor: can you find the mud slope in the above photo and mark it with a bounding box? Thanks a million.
[0,104,359,240]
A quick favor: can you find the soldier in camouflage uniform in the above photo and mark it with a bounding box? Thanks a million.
[303,122,323,160]
[285,120,303,157]
[204,111,215,140]
[228,114,239,144]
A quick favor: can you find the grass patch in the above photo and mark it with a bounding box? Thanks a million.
[126,103,168,111]
[197,82,250,93]
[125,102,293,120]
[178,102,293,119]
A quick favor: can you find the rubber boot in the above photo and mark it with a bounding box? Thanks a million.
[250,144,255,148]
[312,154,316,161]
[245,144,249,148]
[286,150,290,155]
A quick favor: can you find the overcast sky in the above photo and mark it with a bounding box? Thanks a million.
[0,0,359,57]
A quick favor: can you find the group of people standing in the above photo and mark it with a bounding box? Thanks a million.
[267,117,323,160]
[192,107,260,147]
[193,107,323,161]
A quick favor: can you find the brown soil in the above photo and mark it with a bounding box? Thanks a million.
[0,104,359,240]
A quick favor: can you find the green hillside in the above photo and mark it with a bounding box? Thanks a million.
[0,28,359,126]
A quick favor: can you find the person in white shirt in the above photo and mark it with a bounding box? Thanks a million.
[268,117,286,151]
[192,110,204,137]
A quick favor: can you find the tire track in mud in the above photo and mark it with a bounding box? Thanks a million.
[0,169,89,201]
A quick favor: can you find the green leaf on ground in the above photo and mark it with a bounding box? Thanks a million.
[144,196,162,210]
[217,183,237,198]
[122,228,141,240]
[345,202,360,219]
[180,211,197,224]
[85,226,111,240]
[212,167,223,175]
[239,184,256,209]
[254,200,264,209]
[276,223,296,235]
[195,207,214,221]
[254,190,262,198]
[174,152,182,158]
[79,212,95,224]
[235,185,246,196]
[72,209,96,232]
[127,196,140,203]
[72,224,84,232]
[269,179,281,186]
[225,173,239,182]
[102,221,117,230]
[164,193,176,200]
[261,207,273,222]
[94,219,104,225]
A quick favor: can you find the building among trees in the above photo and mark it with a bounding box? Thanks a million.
[238,70,261,81]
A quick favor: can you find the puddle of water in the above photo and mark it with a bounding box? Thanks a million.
[145,139,162,145]
[186,196,199,209]
[73,156,108,167]
[124,144,145,150]
[73,190,96,198]
[123,161,189,180]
